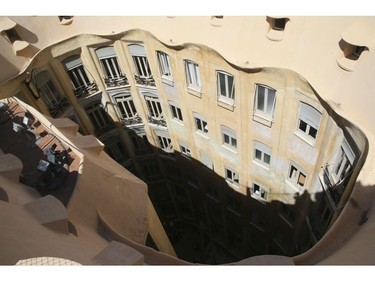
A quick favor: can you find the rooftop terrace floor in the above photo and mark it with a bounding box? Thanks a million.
[0,98,80,206]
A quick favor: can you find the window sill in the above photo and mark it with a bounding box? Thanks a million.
[59,18,73,25]
[265,29,284,41]
[195,131,209,139]
[285,180,303,194]
[223,145,237,154]
[13,40,30,55]
[161,76,174,87]
[226,180,240,189]
[293,130,316,147]
[252,160,270,171]
[172,119,184,126]
[187,86,202,98]
[217,98,234,111]
[252,114,273,127]
[336,55,357,72]
[251,194,268,204]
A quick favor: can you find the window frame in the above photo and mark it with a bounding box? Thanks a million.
[85,101,110,130]
[63,56,91,90]
[253,84,276,126]
[157,51,173,80]
[221,125,237,151]
[331,140,355,184]
[112,92,140,122]
[193,112,208,136]
[252,182,268,201]
[169,101,183,123]
[144,95,163,120]
[179,141,192,158]
[184,59,202,92]
[96,46,123,80]
[295,102,322,146]
[154,130,173,153]
[225,166,239,187]
[287,162,307,190]
[253,141,272,168]
[128,44,152,78]
[216,70,235,104]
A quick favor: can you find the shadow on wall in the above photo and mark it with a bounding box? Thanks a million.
[96,132,344,265]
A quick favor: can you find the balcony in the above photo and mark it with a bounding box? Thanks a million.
[104,75,129,88]
[94,123,116,137]
[148,115,166,127]
[134,74,156,87]
[47,97,69,118]
[74,82,98,99]
[121,115,143,126]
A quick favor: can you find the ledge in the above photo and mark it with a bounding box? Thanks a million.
[13,40,30,56]
[91,241,144,265]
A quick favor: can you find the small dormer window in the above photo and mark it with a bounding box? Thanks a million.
[4,28,20,43]
[272,18,287,31]
[266,17,289,41]
[351,45,365,60]
[58,16,73,25]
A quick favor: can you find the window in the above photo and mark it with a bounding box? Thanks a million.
[252,183,268,200]
[271,18,288,31]
[128,44,152,78]
[296,102,322,144]
[169,102,183,123]
[63,56,91,90]
[113,93,141,125]
[343,43,367,61]
[154,131,173,152]
[225,166,239,186]
[58,16,73,25]
[129,132,152,154]
[157,51,172,79]
[287,163,307,189]
[217,71,235,103]
[142,161,160,181]
[34,70,64,108]
[253,141,271,167]
[105,140,127,163]
[184,60,202,91]
[144,95,165,125]
[85,101,110,132]
[193,112,208,135]
[331,141,355,184]
[3,28,20,43]
[179,141,191,157]
[200,151,213,170]
[221,125,237,150]
[253,84,276,126]
[96,46,123,80]
[114,93,137,119]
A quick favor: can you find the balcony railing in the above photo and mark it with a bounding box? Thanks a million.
[134,74,156,87]
[148,115,166,127]
[47,97,69,117]
[121,115,143,126]
[94,123,116,136]
[104,75,129,88]
[74,82,98,98]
